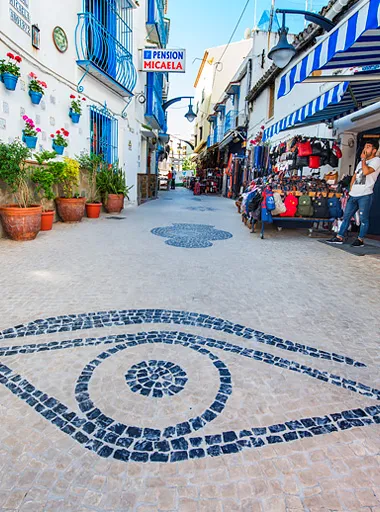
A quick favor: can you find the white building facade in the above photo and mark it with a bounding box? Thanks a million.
[0,0,171,206]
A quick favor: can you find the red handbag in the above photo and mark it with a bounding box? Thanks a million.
[332,142,342,159]
[309,155,321,169]
[297,140,312,157]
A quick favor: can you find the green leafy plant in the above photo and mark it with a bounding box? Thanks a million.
[76,151,103,203]
[70,94,86,115]
[96,162,133,202]
[58,157,80,198]
[28,72,47,94]
[30,151,63,209]
[0,53,22,76]
[50,128,69,148]
[182,157,196,172]
[0,140,33,208]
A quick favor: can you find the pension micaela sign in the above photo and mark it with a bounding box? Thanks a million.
[141,49,186,73]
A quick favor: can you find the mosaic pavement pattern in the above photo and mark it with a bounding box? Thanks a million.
[151,223,233,248]
[0,309,379,466]
[184,206,218,212]
[124,360,188,398]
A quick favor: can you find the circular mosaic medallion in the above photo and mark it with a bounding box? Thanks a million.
[125,360,188,398]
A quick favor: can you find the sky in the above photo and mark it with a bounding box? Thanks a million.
[166,0,327,142]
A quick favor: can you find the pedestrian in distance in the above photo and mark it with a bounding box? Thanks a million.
[327,139,380,247]
[171,167,176,190]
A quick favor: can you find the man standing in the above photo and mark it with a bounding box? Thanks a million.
[171,167,176,190]
[327,139,380,246]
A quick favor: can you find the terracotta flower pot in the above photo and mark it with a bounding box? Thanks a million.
[0,204,42,241]
[41,210,55,231]
[105,194,124,213]
[86,202,101,219]
[55,197,86,222]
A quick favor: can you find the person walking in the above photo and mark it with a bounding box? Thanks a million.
[327,139,380,247]
[171,168,176,190]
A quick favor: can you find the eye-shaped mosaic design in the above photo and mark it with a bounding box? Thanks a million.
[0,309,379,464]
[125,360,188,398]
[151,224,233,248]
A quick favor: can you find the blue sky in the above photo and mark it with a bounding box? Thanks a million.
[166,0,327,141]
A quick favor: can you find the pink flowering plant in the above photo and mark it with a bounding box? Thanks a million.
[28,72,47,94]
[70,94,86,115]
[0,52,22,77]
[22,115,41,137]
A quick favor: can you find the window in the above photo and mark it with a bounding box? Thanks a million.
[199,127,203,142]
[90,105,118,164]
[268,83,275,119]
[76,0,137,94]
[201,88,205,103]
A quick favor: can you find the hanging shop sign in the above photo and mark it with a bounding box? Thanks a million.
[140,49,186,73]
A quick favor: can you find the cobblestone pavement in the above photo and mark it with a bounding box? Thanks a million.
[0,188,379,512]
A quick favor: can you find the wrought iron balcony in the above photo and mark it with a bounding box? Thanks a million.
[147,0,169,48]
[145,72,167,131]
[224,110,238,134]
[75,10,137,97]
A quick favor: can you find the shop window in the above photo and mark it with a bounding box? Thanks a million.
[90,105,118,164]
[268,83,275,119]
[199,127,203,142]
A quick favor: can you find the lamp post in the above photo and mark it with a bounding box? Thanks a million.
[268,9,335,69]
[162,96,196,123]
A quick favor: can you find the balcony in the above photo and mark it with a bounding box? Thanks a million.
[76,5,137,97]
[145,72,167,131]
[224,110,238,134]
[147,0,169,48]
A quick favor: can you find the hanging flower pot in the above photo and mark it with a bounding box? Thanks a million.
[40,210,55,231]
[52,143,64,155]
[21,115,41,149]
[69,108,81,124]
[69,94,86,124]
[29,90,43,105]
[2,72,18,91]
[51,128,69,155]
[27,72,47,105]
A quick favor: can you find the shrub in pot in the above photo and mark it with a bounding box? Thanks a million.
[96,162,133,213]
[69,94,86,123]
[76,151,103,218]
[0,139,42,241]
[51,128,69,155]
[30,151,62,231]
[22,115,41,149]
[55,157,85,222]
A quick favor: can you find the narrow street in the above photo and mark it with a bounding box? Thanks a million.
[0,189,379,512]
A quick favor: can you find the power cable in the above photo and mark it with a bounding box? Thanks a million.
[216,0,251,66]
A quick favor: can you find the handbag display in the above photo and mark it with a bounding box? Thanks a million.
[309,155,321,169]
[296,156,309,168]
[297,140,312,157]
[311,140,323,156]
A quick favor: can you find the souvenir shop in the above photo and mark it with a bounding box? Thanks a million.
[190,146,223,196]
[221,133,247,199]
[237,134,351,238]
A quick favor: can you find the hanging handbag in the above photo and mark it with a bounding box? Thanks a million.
[332,142,342,159]
[309,155,321,169]
[311,140,323,156]
[296,156,309,168]
[297,140,312,157]
[319,141,331,165]
[328,152,339,168]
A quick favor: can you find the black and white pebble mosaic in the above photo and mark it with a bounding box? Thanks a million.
[151,223,233,248]
[0,309,367,368]
[125,360,188,398]
[0,321,378,463]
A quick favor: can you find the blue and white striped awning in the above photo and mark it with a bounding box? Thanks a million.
[278,0,380,98]
[263,79,380,141]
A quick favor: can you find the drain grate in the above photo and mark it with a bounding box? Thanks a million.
[106,216,126,220]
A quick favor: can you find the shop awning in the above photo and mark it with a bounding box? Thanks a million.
[278,0,380,98]
[263,79,380,141]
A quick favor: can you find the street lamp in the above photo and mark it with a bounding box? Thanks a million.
[268,9,335,69]
[184,99,196,123]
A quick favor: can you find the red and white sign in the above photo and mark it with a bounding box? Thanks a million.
[141,49,186,73]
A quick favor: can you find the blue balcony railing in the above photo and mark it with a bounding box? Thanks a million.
[76,1,137,97]
[224,110,238,134]
[146,72,167,131]
[147,0,168,48]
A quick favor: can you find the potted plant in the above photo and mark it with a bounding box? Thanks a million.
[22,115,41,149]
[30,151,63,231]
[96,162,133,213]
[0,53,22,91]
[69,94,86,123]
[0,140,42,240]
[28,72,47,105]
[55,157,86,222]
[76,151,103,218]
[51,128,69,155]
